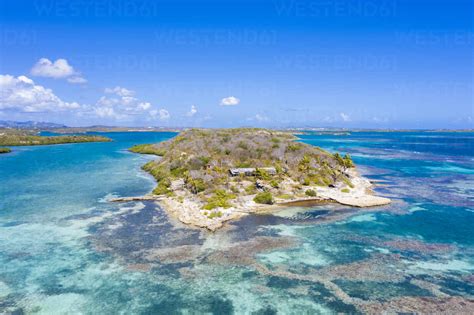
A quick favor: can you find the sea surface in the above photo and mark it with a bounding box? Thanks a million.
[0,131,473,314]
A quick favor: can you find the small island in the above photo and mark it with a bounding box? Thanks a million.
[0,129,112,146]
[0,147,12,154]
[125,128,390,231]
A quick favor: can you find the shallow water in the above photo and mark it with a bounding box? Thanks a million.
[0,131,473,314]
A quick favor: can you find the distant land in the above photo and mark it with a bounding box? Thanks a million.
[0,128,111,147]
[0,120,67,129]
[0,121,472,133]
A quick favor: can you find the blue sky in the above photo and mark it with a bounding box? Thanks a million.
[0,0,472,128]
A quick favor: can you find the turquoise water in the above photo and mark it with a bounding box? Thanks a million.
[1,131,473,314]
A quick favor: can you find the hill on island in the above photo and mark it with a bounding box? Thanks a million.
[130,128,355,209]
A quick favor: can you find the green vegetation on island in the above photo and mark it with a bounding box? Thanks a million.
[254,192,274,205]
[0,129,112,146]
[0,147,12,154]
[131,128,355,209]
[129,144,167,156]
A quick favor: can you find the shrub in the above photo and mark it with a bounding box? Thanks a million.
[341,188,350,193]
[270,180,279,188]
[207,211,223,219]
[253,192,274,205]
[142,162,169,182]
[305,189,317,197]
[199,156,211,165]
[170,166,186,178]
[187,178,206,194]
[153,178,171,195]
[203,190,236,210]
[245,184,257,195]
[236,161,252,168]
[286,143,301,152]
[238,141,248,150]
[255,168,270,180]
[343,154,354,169]
[129,144,166,156]
[342,176,355,188]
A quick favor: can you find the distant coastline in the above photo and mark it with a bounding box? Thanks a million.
[0,129,112,146]
[1,120,472,135]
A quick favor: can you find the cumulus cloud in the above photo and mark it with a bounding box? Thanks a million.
[220,96,240,106]
[340,112,351,122]
[94,106,124,120]
[93,86,169,122]
[31,58,86,84]
[0,74,80,112]
[186,105,197,117]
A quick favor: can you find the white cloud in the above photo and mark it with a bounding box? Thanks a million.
[340,112,351,122]
[0,74,81,112]
[94,106,125,120]
[93,86,168,122]
[67,76,87,84]
[186,105,197,117]
[137,102,151,111]
[220,96,240,106]
[31,58,86,84]
[104,86,134,97]
[149,109,170,120]
[31,58,75,78]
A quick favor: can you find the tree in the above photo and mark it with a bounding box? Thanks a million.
[343,154,354,169]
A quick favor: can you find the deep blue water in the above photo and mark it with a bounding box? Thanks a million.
[0,131,473,314]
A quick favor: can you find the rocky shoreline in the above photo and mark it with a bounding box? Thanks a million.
[110,169,391,231]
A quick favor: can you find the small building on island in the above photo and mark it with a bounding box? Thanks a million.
[229,167,277,177]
